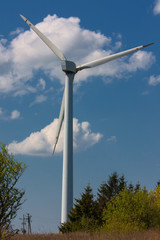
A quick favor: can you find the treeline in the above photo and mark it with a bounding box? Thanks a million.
[59,172,160,234]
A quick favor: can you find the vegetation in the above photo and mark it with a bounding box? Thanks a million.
[59,172,160,234]
[103,187,160,233]
[10,230,160,240]
[59,185,99,233]
[1,145,159,239]
[0,143,26,239]
[60,172,129,232]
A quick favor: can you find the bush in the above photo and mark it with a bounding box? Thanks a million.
[102,188,160,234]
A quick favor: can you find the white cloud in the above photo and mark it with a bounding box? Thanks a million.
[124,51,155,72]
[148,75,160,86]
[0,107,20,120]
[113,41,122,50]
[106,136,117,143]
[10,27,24,36]
[73,120,102,151]
[10,110,20,119]
[30,94,47,106]
[0,14,155,96]
[153,0,160,15]
[8,118,103,156]
[37,78,46,90]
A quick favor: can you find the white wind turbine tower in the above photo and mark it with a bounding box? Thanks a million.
[20,14,153,224]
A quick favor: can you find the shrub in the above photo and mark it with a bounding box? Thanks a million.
[102,188,160,234]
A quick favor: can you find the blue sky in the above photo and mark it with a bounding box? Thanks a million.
[0,0,160,233]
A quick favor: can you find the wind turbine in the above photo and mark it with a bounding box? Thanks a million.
[20,14,153,224]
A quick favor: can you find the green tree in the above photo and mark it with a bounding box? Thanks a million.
[102,188,160,234]
[59,185,98,233]
[154,186,160,208]
[96,172,127,224]
[157,180,160,187]
[59,173,149,234]
[60,173,128,233]
[97,172,127,205]
[0,143,26,239]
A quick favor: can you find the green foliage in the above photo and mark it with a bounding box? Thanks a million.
[59,185,99,233]
[102,188,160,234]
[0,143,26,239]
[60,217,99,233]
[154,186,160,208]
[59,172,160,234]
[96,172,127,224]
[59,173,128,233]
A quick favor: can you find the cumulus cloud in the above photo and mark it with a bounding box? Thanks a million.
[10,110,20,119]
[124,51,155,72]
[0,107,20,120]
[8,118,103,156]
[153,0,160,15]
[0,14,155,96]
[148,75,160,86]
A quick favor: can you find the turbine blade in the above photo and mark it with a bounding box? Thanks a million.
[20,14,66,61]
[53,92,65,154]
[143,43,154,48]
[76,43,153,71]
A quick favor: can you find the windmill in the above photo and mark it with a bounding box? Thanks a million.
[20,14,153,224]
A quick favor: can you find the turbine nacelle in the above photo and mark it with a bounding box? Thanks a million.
[61,60,76,73]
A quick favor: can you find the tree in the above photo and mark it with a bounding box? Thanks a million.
[60,173,128,233]
[60,173,158,234]
[59,185,98,233]
[0,143,26,239]
[102,188,160,234]
[96,172,127,224]
[97,172,127,205]
[154,186,160,208]
[157,180,160,187]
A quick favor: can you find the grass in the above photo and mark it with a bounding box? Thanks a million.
[10,229,160,240]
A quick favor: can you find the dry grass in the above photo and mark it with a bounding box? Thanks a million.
[10,229,160,240]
